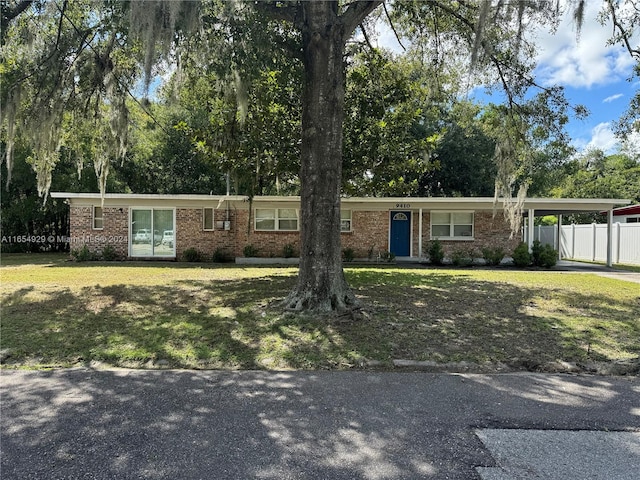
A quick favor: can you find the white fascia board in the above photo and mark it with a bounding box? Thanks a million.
[341,197,498,210]
[50,192,249,201]
[50,193,631,213]
[522,198,631,212]
[50,192,250,208]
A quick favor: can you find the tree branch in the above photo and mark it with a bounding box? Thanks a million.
[341,0,384,40]
[1,0,33,42]
[606,0,639,60]
[382,1,406,52]
[359,23,374,51]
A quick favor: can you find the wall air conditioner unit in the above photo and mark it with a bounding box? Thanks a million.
[215,221,225,230]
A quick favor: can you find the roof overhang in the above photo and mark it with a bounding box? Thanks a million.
[518,198,631,216]
[50,192,250,208]
[50,193,249,201]
[612,204,640,216]
[49,193,630,214]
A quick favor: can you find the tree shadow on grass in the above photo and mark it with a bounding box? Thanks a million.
[345,269,640,368]
[2,269,638,370]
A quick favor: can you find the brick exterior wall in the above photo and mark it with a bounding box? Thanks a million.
[341,211,388,258]
[66,202,520,261]
[175,208,238,260]
[69,206,128,258]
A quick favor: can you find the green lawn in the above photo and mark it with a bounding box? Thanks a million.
[1,253,639,371]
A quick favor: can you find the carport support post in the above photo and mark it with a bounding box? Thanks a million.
[557,214,563,260]
[606,208,613,267]
[418,208,423,260]
[527,209,535,251]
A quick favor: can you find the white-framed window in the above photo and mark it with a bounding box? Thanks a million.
[255,208,299,231]
[93,206,103,230]
[341,210,352,232]
[130,208,175,257]
[203,208,214,231]
[430,211,474,239]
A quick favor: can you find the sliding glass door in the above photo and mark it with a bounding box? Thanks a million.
[130,208,175,257]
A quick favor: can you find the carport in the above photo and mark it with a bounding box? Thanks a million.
[521,198,631,267]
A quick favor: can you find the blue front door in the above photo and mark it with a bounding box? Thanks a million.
[390,211,411,257]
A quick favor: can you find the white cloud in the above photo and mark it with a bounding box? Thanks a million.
[584,122,620,153]
[603,93,624,103]
[533,1,634,88]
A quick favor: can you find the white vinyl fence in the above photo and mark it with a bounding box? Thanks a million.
[525,223,640,265]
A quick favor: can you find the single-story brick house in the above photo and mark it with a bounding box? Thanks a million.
[50,193,629,262]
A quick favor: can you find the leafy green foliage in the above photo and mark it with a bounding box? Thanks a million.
[427,240,445,266]
[379,251,396,263]
[71,245,92,262]
[212,248,233,263]
[342,247,355,263]
[531,240,557,268]
[537,245,558,269]
[512,242,532,268]
[482,247,506,266]
[243,244,259,258]
[343,50,440,196]
[419,102,497,197]
[182,248,203,262]
[450,247,475,267]
[282,243,296,258]
[0,140,121,253]
[549,150,640,223]
[101,245,119,261]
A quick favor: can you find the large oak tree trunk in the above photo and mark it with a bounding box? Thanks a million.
[284,2,356,312]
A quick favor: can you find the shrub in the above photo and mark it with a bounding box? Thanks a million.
[529,240,558,268]
[451,247,474,267]
[379,251,396,262]
[282,243,297,258]
[182,247,202,262]
[342,247,355,263]
[71,245,92,262]
[243,244,259,257]
[512,242,531,268]
[531,240,544,267]
[367,245,375,260]
[212,248,232,263]
[537,244,558,268]
[427,240,445,265]
[482,246,505,266]
[101,245,118,261]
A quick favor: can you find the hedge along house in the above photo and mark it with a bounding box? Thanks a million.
[51,193,629,265]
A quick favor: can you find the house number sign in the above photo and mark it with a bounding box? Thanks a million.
[395,203,411,209]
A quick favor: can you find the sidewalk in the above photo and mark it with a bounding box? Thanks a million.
[2,369,638,479]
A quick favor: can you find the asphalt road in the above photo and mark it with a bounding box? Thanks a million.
[1,370,638,479]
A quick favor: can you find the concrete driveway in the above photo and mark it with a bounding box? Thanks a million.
[1,370,638,479]
[557,260,640,284]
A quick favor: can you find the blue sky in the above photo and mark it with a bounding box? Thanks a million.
[529,0,638,155]
[376,1,639,156]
